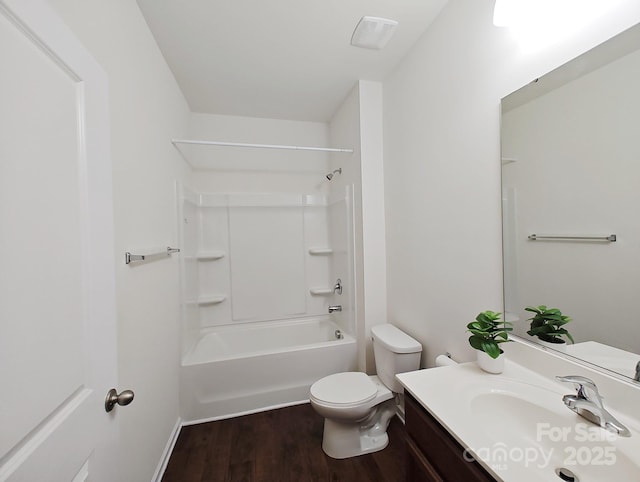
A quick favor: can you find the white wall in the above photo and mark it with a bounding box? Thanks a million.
[46,1,190,480]
[328,84,363,366]
[383,0,640,367]
[329,81,386,372]
[186,113,330,193]
[359,81,388,373]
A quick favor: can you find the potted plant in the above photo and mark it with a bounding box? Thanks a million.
[525,305,574,351]
[466,310,513,373]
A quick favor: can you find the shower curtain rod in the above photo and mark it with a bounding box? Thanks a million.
[171,138,353,154]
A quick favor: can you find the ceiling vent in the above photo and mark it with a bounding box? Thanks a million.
[350,16,398,50]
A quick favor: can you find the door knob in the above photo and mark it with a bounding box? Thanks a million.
[105,388,135,413]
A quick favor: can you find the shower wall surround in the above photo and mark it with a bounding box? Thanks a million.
[179,185,353,356]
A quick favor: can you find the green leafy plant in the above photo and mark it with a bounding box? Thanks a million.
[525,305,574,344]
[466,310,513,359]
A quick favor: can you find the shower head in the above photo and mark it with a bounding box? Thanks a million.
[326,168,342,181]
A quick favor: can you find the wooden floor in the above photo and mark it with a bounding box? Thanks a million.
[162,403,406,482]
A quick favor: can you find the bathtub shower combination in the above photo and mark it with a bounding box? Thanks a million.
[178,186,356,422]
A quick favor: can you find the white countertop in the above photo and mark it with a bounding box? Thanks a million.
[397,359,640,481]
[565,341,639,379]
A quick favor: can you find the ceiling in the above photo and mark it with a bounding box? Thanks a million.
[136,0,448,122]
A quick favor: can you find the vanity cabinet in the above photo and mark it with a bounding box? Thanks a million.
[404,393,495,482]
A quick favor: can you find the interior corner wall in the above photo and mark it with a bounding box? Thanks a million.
[358,81,387,374]
[328,84,365,370]
[45,1,191,480]
[383,0,640,367]
[329,81,386,373]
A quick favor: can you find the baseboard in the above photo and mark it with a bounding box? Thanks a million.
[152,417,182,482]
[183,399,310,426]
[181,382,316,424]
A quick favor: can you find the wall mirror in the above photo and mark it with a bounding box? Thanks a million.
[501,22,640,382]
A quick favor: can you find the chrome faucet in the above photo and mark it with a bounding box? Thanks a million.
[557,375,631,437]
[333,278,343,295]
[328,305,342,313]
[634,361,640,382]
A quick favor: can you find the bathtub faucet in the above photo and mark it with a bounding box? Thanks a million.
[328,305,342,313]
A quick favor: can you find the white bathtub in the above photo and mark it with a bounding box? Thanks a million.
[180,317,357,423]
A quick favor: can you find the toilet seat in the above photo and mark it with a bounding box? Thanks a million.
[310,372,378,407]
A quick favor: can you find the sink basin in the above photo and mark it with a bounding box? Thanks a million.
[397,361,640,481]
[470,389,570,443]
[468,385,640,480]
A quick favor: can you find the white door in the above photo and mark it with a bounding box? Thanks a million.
[0,1,119,481]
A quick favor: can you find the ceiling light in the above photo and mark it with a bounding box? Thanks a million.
[492,0,513,27]
[351,16,398,50]
[492,0,626,51]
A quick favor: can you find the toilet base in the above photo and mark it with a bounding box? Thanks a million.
[321,400,396,459]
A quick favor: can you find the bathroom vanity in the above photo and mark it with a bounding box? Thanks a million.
[397,344,640,482]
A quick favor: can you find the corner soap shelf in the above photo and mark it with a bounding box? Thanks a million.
[187,295,226,306]
[309,288,333,296]
[308,248,333,255]
[196,251,225,261]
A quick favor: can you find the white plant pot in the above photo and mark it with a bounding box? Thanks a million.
[536,339,567,353]
[476,351,504,374]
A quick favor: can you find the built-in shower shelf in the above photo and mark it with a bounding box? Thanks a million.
[308,248,333,255]
[309,288,333,296]
[196,251,225,261]
[188,295,226,306]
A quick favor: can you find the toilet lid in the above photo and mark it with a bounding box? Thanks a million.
[310,372,377,405]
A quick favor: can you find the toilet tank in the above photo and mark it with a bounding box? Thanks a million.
[371,324,422,393]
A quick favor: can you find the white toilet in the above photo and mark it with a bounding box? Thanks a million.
[309,323,422,459]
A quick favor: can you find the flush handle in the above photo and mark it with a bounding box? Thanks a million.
[105,388,135,413]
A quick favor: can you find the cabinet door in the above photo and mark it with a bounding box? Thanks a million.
[405,394,495,482]
[406,436,443,482]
